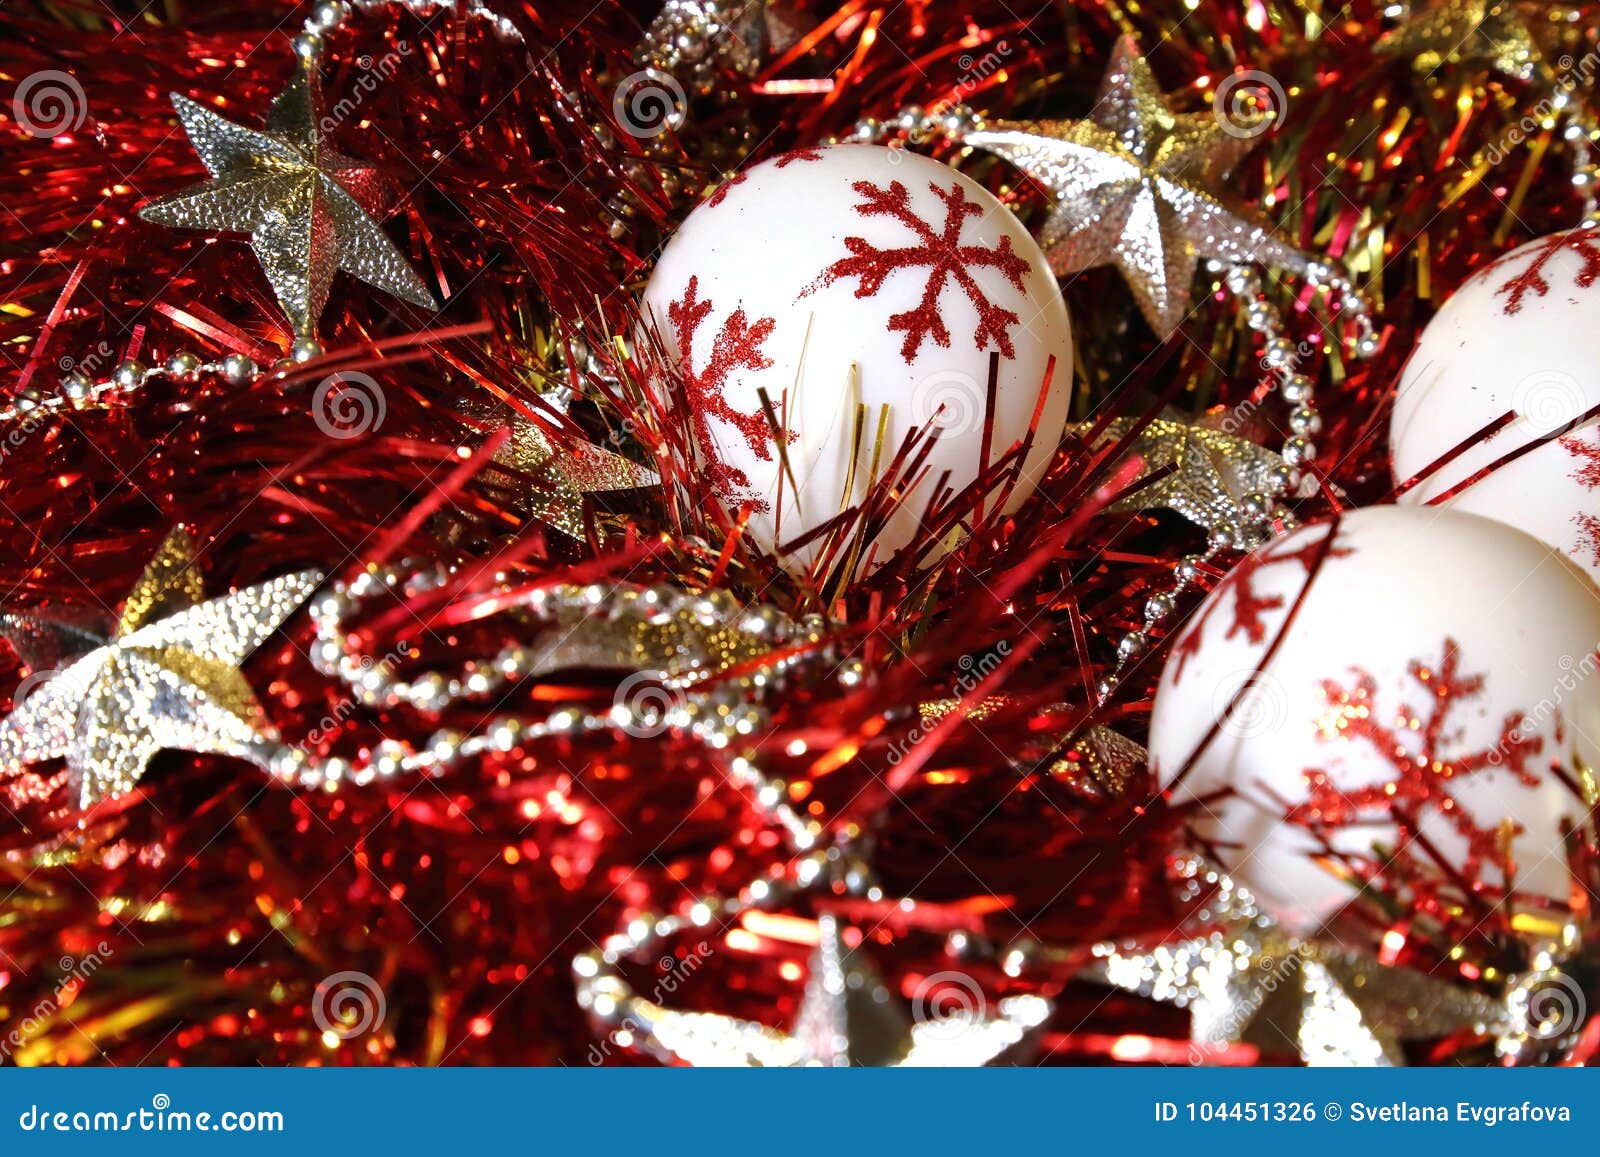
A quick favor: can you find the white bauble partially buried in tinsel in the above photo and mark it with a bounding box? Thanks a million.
[1391,229,1600,582]
[1148,505,1600,934]
[641,144,1073,572]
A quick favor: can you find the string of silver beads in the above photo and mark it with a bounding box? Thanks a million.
[308,563,819,709]
[305,563,840,848]
[1566,110,1600,227]
[294,0,527,59]
[5,350,267,422]
[573,845,876,1041]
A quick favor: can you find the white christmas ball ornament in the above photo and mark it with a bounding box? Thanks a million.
[1149,505,1600,934]
[641,144,1073,571]
[1391,229,1600,581]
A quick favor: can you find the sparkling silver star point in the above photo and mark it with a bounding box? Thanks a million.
[964,36,1311,338]
[140,67,438,339]
[493,413,660,540]
[0,530,322,808]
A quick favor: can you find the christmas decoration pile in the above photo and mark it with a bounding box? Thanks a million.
[0,0,1598,1069]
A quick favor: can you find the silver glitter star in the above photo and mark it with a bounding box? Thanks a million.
[1086,857,1504,1065]
[963,36,1312,338]
[635,915,1052,1066]
[140,65,437,339]
[1095,413,1289,532]
[0,527,209,679]
[0,530,322,808]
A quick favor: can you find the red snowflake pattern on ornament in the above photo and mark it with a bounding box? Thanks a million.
[1285,639,1543,888]
[1468,231,1600,315]
[1561,430,1600,566]
[703,150,822,208]
[1572,514,1600,568]
[1169,526,1352,684]
[1562,429,1600,488]
[805,179,1032,363]
[704,172,747,209]
[667,275,780,506]
[773,147,823,167]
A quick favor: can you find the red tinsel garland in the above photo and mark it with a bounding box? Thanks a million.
[0,0,1591,1065]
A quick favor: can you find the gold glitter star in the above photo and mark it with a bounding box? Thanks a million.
[0,529,322,808]
[1047,725,1146,799]
[1095,413,1289,533]
[140,65,437,339]
[490,410,660,540]
[1375,0,1547,81]
[963,36,1311,338]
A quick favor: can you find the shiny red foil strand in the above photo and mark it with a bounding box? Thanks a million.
[0,0,1594,1066]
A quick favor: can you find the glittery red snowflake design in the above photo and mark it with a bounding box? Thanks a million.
[1470,231,1600,315]
[774,147,823,166]
[805,179,1032,363]
[704,172,748,209]
[703,150,822,208]
[1560,430,1600,565]
[1571,513,1600,568]
[1169,527,1351,684]
[1562,429,1600,488]
[1285,639,1542,888]
[667,275,779,505]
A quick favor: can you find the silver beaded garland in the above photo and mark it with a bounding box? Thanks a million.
[2,343,279,422]
[300,564,861,848]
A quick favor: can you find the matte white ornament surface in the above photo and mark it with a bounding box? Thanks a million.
[1391,230,1600,581]
[641,144,1073,572]
[1149,505,1600,934]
